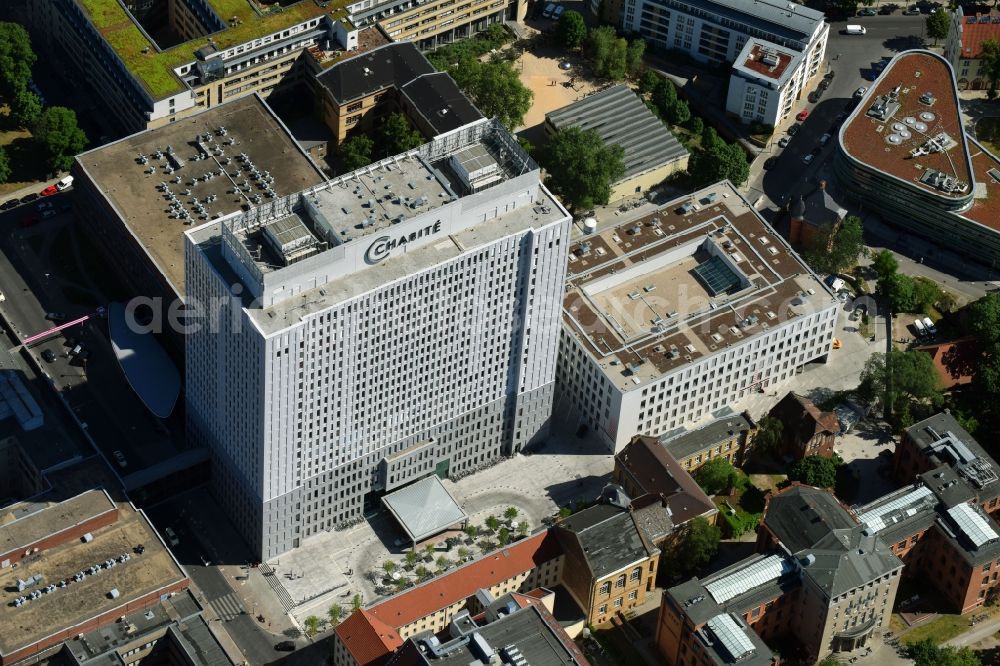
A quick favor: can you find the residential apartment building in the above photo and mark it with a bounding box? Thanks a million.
[609,0,827,127]
[185,119,570,558]
[331,532,565,666]
[834,50,1000,266]
[944,8,1000,91]
[315,42,482,144]
[25,0,521,136]
[556,182,837,452]
[726,39,811,127]
[553,503,660,626]
[659,412,757,473]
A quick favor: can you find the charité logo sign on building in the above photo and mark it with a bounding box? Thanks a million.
[365,220,443,263]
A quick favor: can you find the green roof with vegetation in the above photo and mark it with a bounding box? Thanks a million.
[77,0,350,99]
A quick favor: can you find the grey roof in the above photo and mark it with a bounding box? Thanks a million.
[391,603,586,665]
[905,412,1000,501]
[400,72,483,135]
[699,613,774,666]
[660,413,755,461]
[666,0,825,46]
[555,504,655,579]
[763,485,858,554]
[382,475,467,543]
[545,85,688,182]
[667,553,800,626]
[316,42,435,104]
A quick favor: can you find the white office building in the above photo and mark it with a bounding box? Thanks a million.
[726,39,809,126]
[185,119,570,558]
[556,182,838,452]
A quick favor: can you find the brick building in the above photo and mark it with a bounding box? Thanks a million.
[767,392,838,460]
[659,413,758,474]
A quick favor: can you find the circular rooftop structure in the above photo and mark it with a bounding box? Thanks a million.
[914,121,928,132]
[904,117,917,126]
[898,129,912,139]
[919,111,936,122]
[886,134,903,145]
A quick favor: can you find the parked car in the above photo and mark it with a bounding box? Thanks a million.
[20,193,39,204]
[274,642,296,652]
[802,154,815,165]
[40,185,59,197]
[41,209,56,219]
[113,450,128,468]
[923,316,938,335]
[45,312,66,321]
[824,70,836,80]
[818,79,830,90]
[858,7,877,15]
[552,4,564,18]
[787,125,799,136]
[41,349,56,363]
[879,4,897,13]
[36,201,53,212]
[164,527,179,546]
[778,136,790,148]
[541,2,556,17]
[854,86,868,98]
[819,133,832,146]
[903,6,921,14]
[0,199,19,210]
[796,110,810,121]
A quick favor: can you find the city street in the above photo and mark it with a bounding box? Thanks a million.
[745,12,928,209]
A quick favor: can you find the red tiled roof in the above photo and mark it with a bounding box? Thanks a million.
[958,13,1000,60]
[916,337,978,388]
[336,609,403,666]
[366,532,562,630]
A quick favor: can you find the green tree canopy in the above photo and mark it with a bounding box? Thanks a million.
[461,60,532,130]
[870,249,898,279]
[380,112,423,156]
[341,134,374,172]
[625,39,646,78]
[982,39,1000,95]
[689,128,749,187]
[877,271,916,312]
[304,615,320,637]
[639,69,662,95]
[788,455,838,488]
[907,638,981,666]
[555,10,587,49]
[804,215,865,275]
[0,146,11,185]
[0,23,36,95]
[352,593,363,612]
[694,457,738,495]
[754,416,783,453]
[11,86,42,130]
[859,350,943,415]
[584,26,628,80]
[666,99,691,125]
[651,76,677,115]
[327,604,343,626]
[686,115,704,134]
[968,292,1000,346]
[32,106,88,172]
[539,126,625,211]
[662,517,721,580]
[926,11,951,46]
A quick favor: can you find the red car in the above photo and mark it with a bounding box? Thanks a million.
[796,110,810,121]
[40,185,58,197]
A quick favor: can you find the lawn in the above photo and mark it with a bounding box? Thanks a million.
[0,103,47,198]
[900,612,971,645]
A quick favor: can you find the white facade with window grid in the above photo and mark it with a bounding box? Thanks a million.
[185,121,570,559]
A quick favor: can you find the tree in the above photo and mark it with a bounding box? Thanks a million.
[352,593,363,612]
[414,565,431,580]
[878,271,916,312]
[689,128,749,187]
[907,639,981,666]
[0,147,10,185]
[424,543,436,559]
[32,107,88,172]
[380,112,423,156]
[625,39,646,78]
[404,549,417,567]
[327,604,343,627]
[686,115,704,134]
[460,60,532,130]
[10,86,42,129]
[585,26,627,80]
[968,292,1000,347]
[870,249,899,279]
[539,126,625,211]
[804,216,865,275]
[981,39,1000,97]
[485,515,500,532]
[662,517,721,580]
[464,524,479,539]
[304,615,320,637]
[435,555,450,571]
[788,455,838,488]
[457,546,471,559]
[926,11,951,46]
[694,457,738,495]
[639,70,661,96]
[754,416,783,453]
[382,560,396,575]
[503,506,519,521]
[555,10,587,49]
[341,134,374,172]
[912,277,943,313]
[0,23,36,95]
[651,76,677,116]
[859,350,943,416]
[667,99,691,125]
[498,527,511,546]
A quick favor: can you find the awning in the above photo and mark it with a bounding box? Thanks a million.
[108,302,180,418]
[382,475,467,543]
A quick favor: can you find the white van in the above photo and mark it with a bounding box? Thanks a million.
[845,25,867,35]
[922,317,937,335]
[913,319,926,337]
[56,175,74,191]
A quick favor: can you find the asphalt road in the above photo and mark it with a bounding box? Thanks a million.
[745,12,929,207]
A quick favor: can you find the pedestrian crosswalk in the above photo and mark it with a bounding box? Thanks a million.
[209,592,245,621]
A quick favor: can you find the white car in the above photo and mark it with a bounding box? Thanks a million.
[802,154,815,165]
[854,86,868,98]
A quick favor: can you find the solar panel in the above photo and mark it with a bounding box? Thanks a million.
[704,555,791,604]
[693,255,741,296]
[707,614,756,662]
[947,503,999,548]
[857,485,934,532]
